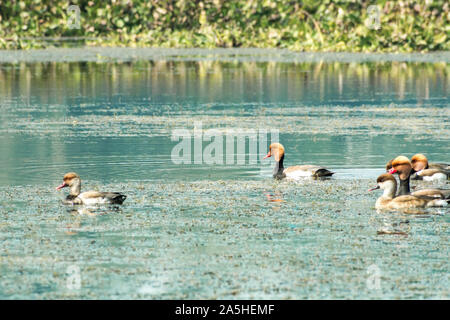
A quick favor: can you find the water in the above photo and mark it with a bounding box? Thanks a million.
[0,49,448,299]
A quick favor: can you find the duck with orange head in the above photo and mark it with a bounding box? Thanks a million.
[387,156,449,199]
[263,143,334,180]
[410,154,449,181]
[56,172,127,205]
[369,173,448,210]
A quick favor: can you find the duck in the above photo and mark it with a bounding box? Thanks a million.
[263,143,334,180]
[369,173,448,210]
[409,154,449,181]
[56,172,127,205]
[385,159,395,172]
[387,156,450,198]
[386,155,449,173]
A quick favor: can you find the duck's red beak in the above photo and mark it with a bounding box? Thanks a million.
[368,186,380,192]
[263,152,271,160]
[388,168,397,174]
[56,182,67,190]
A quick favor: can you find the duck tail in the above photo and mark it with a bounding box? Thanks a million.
[109,193,127,204]
[314,168,334,178]
[427,199,448,207]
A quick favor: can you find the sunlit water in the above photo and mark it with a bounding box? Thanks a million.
[0,49,448,299]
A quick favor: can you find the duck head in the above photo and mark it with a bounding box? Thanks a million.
[369,173,397,198]
[56,172,81,196]
[263,143,285,162]
[263,143,286,179]
[387,156,412,180]
[411,154,428,172]
[385,159,394,172]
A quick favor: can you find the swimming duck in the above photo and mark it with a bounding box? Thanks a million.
[369,173,448,210]
[56,172,127,205]
[385,159,395,172]
[387,156,449,198]
[386,155,449,172]
[410,154,449,181]
[263,143,334,180]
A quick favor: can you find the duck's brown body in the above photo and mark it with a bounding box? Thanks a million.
[57,173,127,205]
[284,165,334,178]
[64,191,127,205]
[411,188,450,199]
[375,195,430,210]
[370,173,448,210]
[410,168,449,181]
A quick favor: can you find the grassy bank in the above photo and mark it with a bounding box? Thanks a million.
[0,0,448,52]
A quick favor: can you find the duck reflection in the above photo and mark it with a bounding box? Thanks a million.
[67,205,123,216]
[265,191,284,206]
[372,214,411,237]
[64,205,123,235]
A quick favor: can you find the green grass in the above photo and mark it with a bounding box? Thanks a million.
[0,0,448,52]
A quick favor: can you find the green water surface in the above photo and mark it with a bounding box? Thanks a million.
[0,49,448,299]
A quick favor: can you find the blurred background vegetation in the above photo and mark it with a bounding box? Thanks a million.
[0,0,448,52]
[2,60,448,107]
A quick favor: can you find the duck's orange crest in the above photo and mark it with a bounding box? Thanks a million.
[63,172,79,181]
[411,154,428,164]
[268,143,285,161]
[391,156,411,167]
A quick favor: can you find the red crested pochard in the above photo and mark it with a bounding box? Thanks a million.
[410,154,449,181]
[56,172,127,205]
[387,156,449,198]
[369,173,448,210]
[263,143,334,180]
[386,155,449,173]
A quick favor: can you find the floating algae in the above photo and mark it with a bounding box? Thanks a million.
[0,53,448,299]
